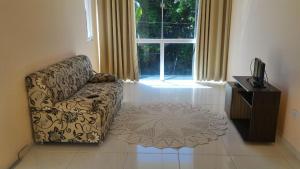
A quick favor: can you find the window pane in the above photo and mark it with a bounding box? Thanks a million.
[163,0,198,39]
[135,0,162,39]
[138,44,160,80]
[84,0,93,41]
[164,44,194,80]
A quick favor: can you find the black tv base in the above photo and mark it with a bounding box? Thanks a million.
[225,76,281,142]
[247,77,266,88]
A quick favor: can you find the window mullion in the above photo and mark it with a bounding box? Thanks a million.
[160,0,164,80]
[160,42,164,81]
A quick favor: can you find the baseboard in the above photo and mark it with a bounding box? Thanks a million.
[277,136,300,160]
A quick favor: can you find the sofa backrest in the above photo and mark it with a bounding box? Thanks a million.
[25,55,93,109]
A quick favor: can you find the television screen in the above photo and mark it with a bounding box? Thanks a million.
[251,58,265,88]
[253,58,260,80]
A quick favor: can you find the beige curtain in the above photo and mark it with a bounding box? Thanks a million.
[195,0,232,81]
[97,0,139,81]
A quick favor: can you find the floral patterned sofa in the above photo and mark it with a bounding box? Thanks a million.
[25,55,123,144]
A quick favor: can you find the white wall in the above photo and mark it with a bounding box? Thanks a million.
[0,0,99,168]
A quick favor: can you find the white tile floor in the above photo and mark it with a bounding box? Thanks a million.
[15,81,300,169]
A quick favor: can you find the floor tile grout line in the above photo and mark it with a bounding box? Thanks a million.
[177,152,181,169]
[280,153,298,169]
[64,151,78,169]
[229,155,239,169]
[122,152,128,169]
[276,144,299,169]
[228,153,287,157]
[230,154,298,169]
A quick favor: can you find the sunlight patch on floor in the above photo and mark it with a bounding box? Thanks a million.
[139,80,213,89]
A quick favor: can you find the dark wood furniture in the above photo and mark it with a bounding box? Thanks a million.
[225,76,281,142]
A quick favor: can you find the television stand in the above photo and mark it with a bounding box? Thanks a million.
[225,76,281,142]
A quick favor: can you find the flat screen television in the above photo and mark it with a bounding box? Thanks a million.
[251,58,265,88]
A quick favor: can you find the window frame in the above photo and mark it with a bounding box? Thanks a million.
[84,0,93,41]
[137,39,196,80]
[136,0,199,80]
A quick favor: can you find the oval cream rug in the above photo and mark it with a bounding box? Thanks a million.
[110,103,227,148]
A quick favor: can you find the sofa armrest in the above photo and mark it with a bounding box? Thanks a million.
[88,73,117,83]
[25,74,54,109]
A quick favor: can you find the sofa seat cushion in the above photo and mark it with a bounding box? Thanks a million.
[55,81,123,111]
[73,81,123,105]
[54,83,120,116]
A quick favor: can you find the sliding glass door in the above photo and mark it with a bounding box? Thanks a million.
[136,0,198,80]
[138,44,160,80]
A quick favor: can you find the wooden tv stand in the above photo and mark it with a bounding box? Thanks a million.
[225,76,281,142]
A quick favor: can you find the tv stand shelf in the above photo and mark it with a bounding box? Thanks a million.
[225,76,281,142]
[240,91,253,107]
